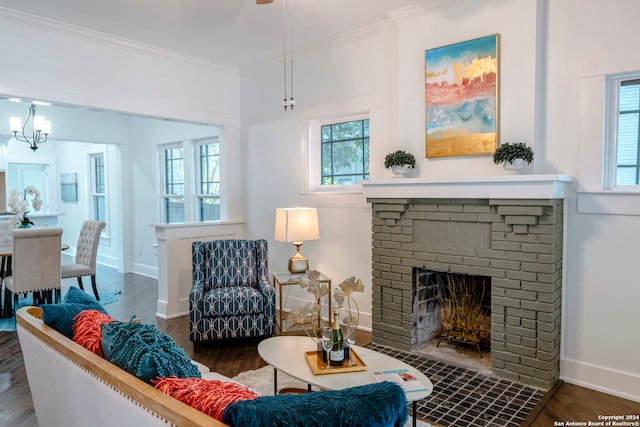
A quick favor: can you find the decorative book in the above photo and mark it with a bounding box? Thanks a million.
[371,368,429,393]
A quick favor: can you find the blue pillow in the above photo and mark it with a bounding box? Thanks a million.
[63,286,101,305]
[222,381,408,427]
[101,321,200,384]
[41,287,108,338]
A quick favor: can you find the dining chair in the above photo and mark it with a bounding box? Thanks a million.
[4,227,64,317]
[61,220,106,301]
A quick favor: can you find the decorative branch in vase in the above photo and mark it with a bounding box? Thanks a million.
[286,270,330,341]
[286,271,366,340]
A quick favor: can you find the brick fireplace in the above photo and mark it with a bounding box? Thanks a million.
[362,175,574,390]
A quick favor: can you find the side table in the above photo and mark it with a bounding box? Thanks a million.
[273,273,331,335]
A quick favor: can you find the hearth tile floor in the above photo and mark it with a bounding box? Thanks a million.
[368,343,545,427]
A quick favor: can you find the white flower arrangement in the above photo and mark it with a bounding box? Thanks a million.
[8,186,42,227]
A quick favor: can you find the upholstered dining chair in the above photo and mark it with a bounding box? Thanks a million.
[61,220,106,301]
[4,227,64,316]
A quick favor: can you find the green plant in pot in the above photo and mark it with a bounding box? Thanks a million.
[493,142,533,171]
[384,150,416,176]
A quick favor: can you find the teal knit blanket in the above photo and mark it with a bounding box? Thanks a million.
[222,381,409,427]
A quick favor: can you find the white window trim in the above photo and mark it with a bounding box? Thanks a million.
[193,136,221,222]
[299,93,383,196]
[578,74,640,215]
[88,150,109,238]
[159,141,191,223]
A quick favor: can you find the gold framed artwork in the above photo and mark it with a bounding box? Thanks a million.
[425,34,500,158]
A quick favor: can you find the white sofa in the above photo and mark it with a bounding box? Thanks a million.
[16,306,231,427]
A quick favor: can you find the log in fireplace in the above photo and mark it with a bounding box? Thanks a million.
[414,270,491,359]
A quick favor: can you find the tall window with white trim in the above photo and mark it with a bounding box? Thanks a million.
[89,153,106,222]
[162,145,185,223]
[615,78,640,185]
[159,137,221,223]
[197,138,220,221]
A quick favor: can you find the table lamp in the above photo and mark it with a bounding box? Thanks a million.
[274,207,320,275]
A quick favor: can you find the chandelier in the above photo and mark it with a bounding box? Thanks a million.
[10,103,52,151]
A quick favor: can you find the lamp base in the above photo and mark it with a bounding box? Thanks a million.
[288,255,309,275]
[288,241,309,275]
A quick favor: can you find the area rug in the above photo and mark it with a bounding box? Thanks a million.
[0,290,121,332]
[232,365,438,427]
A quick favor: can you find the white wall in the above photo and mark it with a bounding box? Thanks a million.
[546,0,640,401]
[241,0,640,402]
[240,26,400,330]
[0,10,242,275]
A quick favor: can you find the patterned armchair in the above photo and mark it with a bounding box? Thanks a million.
[189,239,276,351]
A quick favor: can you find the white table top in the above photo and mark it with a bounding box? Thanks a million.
[257,336,433,402]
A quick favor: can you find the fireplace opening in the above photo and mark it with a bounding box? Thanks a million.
[413,269,492,372]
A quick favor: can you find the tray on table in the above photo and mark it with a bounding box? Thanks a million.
[305,349,367,375]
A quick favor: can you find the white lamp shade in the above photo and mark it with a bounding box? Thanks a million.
[274,207,320,243]
[10,117,21,132]
[33,115,45,131]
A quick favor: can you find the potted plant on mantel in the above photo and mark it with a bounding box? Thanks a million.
[492,142,534,172]
[384,150,416,177]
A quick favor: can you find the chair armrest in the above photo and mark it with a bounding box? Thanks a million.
[256,276,275,301]
[189,280,206,309]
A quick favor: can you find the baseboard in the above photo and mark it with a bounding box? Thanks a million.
[130,263,158,279]
[561,358,640,402]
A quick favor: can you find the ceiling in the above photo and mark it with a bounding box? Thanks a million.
[0,0,427,68]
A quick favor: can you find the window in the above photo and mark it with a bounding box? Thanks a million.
[162,145,185,223]
[197,139,220,221]
[615,78,640,185]
[89,153,106,222]
[160,137,220,223]
[321,119,369,185]
[300,93,381,194]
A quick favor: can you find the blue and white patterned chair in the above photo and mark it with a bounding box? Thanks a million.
[189,239,276,351]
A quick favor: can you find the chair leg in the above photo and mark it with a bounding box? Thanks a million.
[90,275,99,301]
[77,277,84,291]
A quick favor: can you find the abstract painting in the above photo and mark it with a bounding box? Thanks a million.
[425,34,499,158]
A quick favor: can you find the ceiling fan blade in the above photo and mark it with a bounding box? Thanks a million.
[256,0,273,4]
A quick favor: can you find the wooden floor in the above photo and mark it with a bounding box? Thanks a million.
[1,266,638,426]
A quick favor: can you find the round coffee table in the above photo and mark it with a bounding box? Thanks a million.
[258,336,433,427]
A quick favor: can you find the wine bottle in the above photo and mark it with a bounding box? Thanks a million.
[330,309,344,366]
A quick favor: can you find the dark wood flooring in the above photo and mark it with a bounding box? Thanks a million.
[1,266,638,426]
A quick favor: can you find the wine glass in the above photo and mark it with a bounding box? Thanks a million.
[345,324,357,366]
[321,326,332,370]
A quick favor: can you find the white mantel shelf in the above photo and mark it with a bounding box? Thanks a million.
[362,174,576,200]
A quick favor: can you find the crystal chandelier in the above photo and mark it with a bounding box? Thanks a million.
[10,103,52,151]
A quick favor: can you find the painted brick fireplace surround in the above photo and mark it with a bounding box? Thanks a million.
[362,175,574,390]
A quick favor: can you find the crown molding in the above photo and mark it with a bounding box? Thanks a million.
[241,18,397,74]
[0,6,239,74]
[387,0,476,23]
